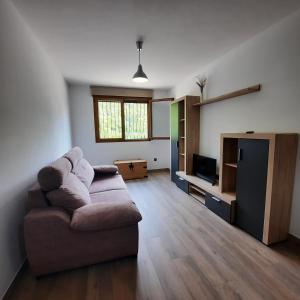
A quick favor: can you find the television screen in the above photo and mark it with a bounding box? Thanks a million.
[193,154,217,184]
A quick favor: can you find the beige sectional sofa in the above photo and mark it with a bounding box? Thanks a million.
[24,147,142,276]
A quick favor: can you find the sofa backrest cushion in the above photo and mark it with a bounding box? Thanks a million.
[72,158,95,189]
[47,173,91,213]
[38,157,72,191]
[27,183,49,212]
[93,165,118,175]
[63,147,83,169]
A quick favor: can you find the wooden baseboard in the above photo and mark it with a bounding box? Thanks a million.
[2,260,27,300]
[148,168,170,173]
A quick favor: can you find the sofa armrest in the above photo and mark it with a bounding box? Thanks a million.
[71,202,142,232]
[24,207,71,237]
[93,165,118,175]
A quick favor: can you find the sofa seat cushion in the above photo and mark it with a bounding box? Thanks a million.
[72,158,95,189]
[47,173,91,213]
[89,175,126,194]
[90,189,133,204]
[38,157,72,191]
[71,201,142,232]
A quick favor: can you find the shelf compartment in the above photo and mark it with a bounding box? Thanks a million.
[220,137,238,193]
[225,163,237,168]
[190,192,205,205]
[189,184,205,205]
[179,156,185,171]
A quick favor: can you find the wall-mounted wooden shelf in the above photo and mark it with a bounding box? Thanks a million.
[193,84,261,107]
[151,98,174,102]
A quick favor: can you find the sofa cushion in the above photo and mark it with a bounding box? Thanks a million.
[38,158,72,191]
[47,173,90,213]
[93,165,118,175]
[89,175,126,194]
[72,158,95,189]
[63,147,83,169]
[27,183,49,212]
[90,189,134,204]
[71,201,142,232]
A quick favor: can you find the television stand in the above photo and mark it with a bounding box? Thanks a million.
[176,171,236,223]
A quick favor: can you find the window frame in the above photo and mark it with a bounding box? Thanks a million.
[93,95,152,143]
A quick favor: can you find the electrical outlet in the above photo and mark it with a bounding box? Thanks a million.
[154,158,157,161]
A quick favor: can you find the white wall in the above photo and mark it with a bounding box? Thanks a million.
[0,0,72,297]
[152,102,170,137]
[68,84,170,170]
[170,10,300,238]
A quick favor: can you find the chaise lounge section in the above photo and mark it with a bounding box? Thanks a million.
[24,147,142,276]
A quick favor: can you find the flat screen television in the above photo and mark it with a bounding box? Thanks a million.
[193,154,217,184]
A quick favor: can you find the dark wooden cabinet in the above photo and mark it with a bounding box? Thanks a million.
[205,193,234,223]
[176,133,297,245]
[235,139,269,240]
[220,133,298,245]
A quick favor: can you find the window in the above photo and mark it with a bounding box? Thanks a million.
[93,96,151,142]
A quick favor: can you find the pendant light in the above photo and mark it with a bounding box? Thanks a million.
[132,40,149,82]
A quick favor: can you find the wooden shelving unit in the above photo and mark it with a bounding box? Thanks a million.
[175,96,200,174]
[178,101,185,172]
[219,133,298,245]
[193,84,261,107]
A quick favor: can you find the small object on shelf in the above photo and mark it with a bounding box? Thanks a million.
[195,76,207,103]
[114,159,147,180]
[246,131,255,134]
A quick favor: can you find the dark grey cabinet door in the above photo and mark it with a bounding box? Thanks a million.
[236,139,269,240]
[171,103,179,183]
[170,102,189,193]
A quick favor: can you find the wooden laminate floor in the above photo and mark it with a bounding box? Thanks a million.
[6,171,300,300]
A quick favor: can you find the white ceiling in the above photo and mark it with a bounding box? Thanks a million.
[12,0,300,89]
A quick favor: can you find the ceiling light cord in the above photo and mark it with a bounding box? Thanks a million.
[138,49,141,65]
